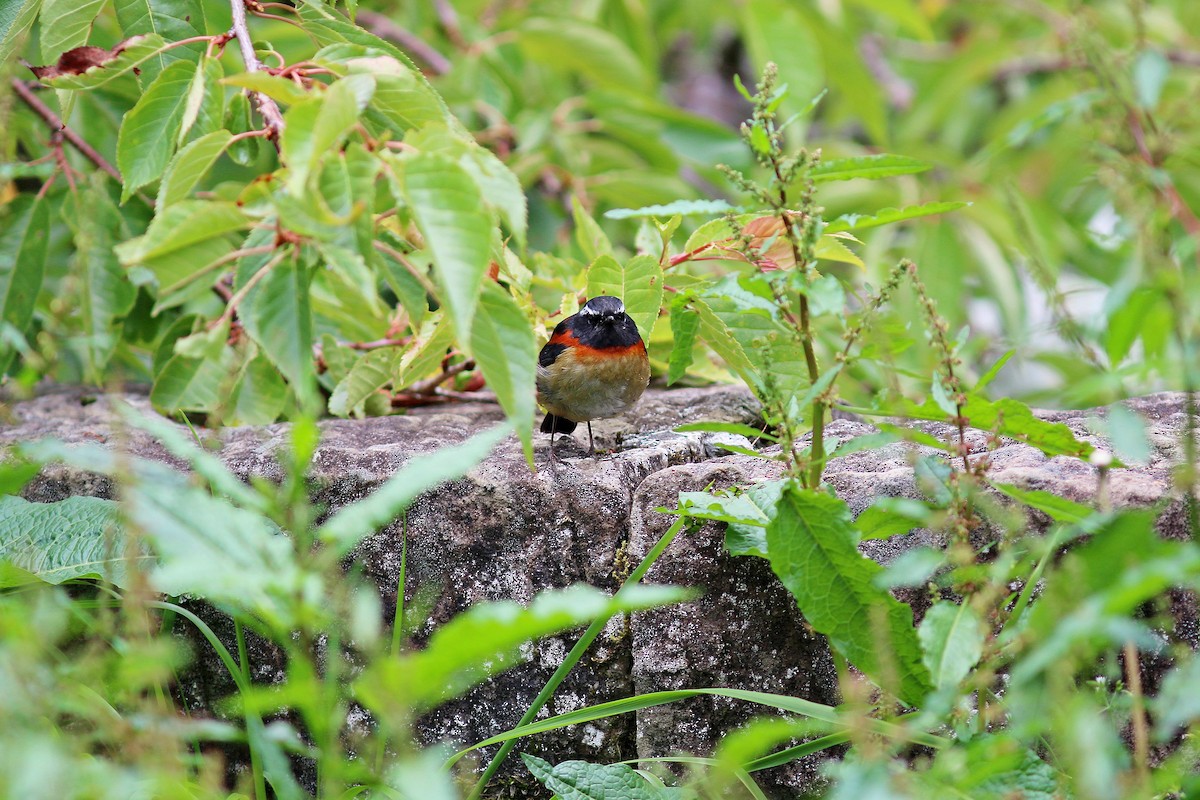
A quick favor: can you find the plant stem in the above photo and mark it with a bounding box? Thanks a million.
[229,0,286,142]
[10,78,123,183]
[467,517,688,799]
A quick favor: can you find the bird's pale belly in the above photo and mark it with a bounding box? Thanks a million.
[536,345,650,423]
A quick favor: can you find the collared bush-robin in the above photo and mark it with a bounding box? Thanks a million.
[536,295,650,463]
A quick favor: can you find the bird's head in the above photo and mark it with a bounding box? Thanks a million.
[579,295,626,326]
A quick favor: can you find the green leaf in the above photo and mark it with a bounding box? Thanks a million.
[975,349,1014,391]
[222,72,312,105]
[0,195,49,375]
[34,33,167,89]
[451,686,943,766]
[328,346,400,417]
[766,483,933,705]
[317,423,509,555]
[282,74,374,193]
[604,199,738,220]
[358,584,688,713]
[114,200,246,296]
[585,254,664,341]
[116,59,200,201]
[918,601,985,691]
[741,0,823,121]
[112,0,206,84]
[394,312,453,387]
[178,56,223,146]
[893,395,1097,461]
[404,126,527,249]
[0,0,41,67]
[692,297,756,388]
[1153,656,1200,740]
[38,0,105,62]
[1132,49,1169,110]
[811,154,931,183]
[240,251,318,412]
[230,347,288,425]
[396,151,491,341]
[573,196,614,263]
[0,495,141,587]
[151,345,238,413]
[471,283,537,466]
[65,180,136,379]
[814,235,863,268]
[824,202,969,234]
[667,300,700,385]
[517,17,650,92]
[855,497,934,540]
[159,129,233,206]
[990,482,1093,524]
[522,755,666,800]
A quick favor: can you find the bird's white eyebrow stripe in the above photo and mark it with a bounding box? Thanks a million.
[579,304,600,316]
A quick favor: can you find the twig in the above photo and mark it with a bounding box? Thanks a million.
[860,34,913,110]
[409,359,476,395]
[10,78,122,183]
[229,0,286,143]
[356,10,452,75]
[1123,640,1151,787]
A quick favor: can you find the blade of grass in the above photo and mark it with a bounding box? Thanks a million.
[465,516,689,798]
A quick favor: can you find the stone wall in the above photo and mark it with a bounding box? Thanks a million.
[3,386,1195,796]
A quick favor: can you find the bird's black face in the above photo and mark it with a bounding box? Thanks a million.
[573,295,642,349]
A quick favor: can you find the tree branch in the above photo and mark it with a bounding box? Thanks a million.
[356,10,451,75]
[229,0,286,143]
[10,78,122,183]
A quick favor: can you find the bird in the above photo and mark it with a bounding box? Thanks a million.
[536,295,650,467]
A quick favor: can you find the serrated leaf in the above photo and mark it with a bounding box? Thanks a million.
[0,0,42,67]
[667,300,700,385]
[151,344,238,413]
[230,347,287,425]
[470,282,536,466]
[604,199,737,220]
[115,201,246,299]
[222,72,312,105]
[767,483,933,705]
[159,129,232,205]
[394,313,453,386]
[112,0,206,84]
[178,56,223,147]
[31,34,168,89]
[814,235,864,268]
[38,0,106,63]
[585,254,663,341]
[573,196,613,263]
[854,498,934,540]
[0,195,49,375]
[404,126,527,249]
[897,395,1097,461]
[825,202,968,233]
[397,151,491,341]
[116,59,199,200]
[282,74,374,193]
[811,154,931,183]
[522,755,666,800]
[918,601,984,691]
[0,495,141,587]
[240,251,318,413]
[66,180,136,379]
[328,347,400,417]
[517,17,649,92]
[990,482,1093,524]
[318,423,510,555]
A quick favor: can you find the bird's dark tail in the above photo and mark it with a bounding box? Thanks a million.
[540,413,577,434]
